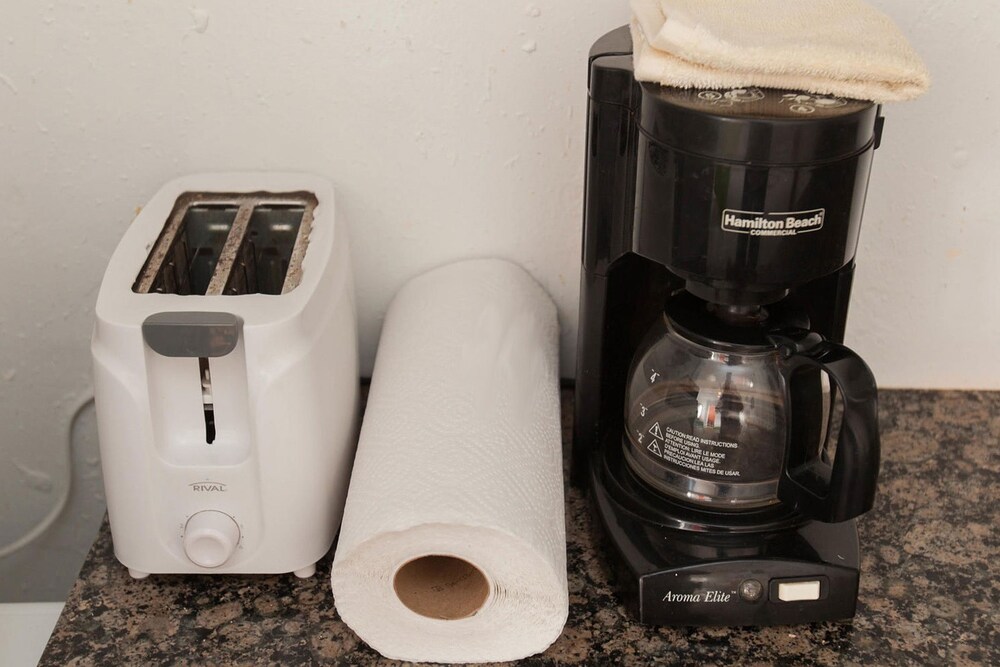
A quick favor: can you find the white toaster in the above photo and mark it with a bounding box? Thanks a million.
[92,173,358,579]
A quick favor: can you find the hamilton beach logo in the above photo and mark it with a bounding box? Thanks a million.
[662,590,733,603]
[722,208,825,237]
[189,481,227,492]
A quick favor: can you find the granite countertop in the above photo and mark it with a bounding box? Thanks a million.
[42,389,999,666]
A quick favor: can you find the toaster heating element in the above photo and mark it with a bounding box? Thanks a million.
[92,173,359,579]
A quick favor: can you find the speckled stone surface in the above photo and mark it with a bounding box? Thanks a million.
[42,389,999,666]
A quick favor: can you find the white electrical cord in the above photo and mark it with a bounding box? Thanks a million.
[0,393,95,560]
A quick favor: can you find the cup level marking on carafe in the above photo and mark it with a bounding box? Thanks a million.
[640,403,648,417]
[649,369,660,384]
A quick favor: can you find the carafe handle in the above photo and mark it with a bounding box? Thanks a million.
[769,330,880,523]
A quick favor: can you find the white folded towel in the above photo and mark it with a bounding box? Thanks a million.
[631,0,929,103]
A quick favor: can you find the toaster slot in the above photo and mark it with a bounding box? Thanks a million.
[133,192,314,295]
[134,204,239,295]
[223,205,307,295]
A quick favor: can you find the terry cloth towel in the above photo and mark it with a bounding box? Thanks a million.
[631,0,929,103]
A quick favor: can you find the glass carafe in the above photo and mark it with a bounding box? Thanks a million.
[624,292,881,522]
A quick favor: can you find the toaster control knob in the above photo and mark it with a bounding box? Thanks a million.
[183,511,241,568]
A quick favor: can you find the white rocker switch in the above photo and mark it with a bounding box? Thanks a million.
[776,580,822,602]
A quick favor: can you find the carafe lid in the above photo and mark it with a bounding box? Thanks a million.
[666,291,809,351]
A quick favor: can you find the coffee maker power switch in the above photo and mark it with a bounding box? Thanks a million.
[776,580,822,602]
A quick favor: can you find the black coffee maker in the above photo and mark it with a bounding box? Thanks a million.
[573,27,883,626]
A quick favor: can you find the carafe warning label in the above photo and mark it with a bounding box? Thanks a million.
[721,208,824,237]
[646,423,741,477]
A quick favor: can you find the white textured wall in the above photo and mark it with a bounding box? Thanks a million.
[848,2,1000,389]
[0,1,997,598]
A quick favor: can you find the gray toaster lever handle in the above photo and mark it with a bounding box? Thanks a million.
[142,312,242,357]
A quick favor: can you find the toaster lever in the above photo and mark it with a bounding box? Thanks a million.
[142,312,242,358]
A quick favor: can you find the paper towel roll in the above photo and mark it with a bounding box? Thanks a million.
[331,259,567,664]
